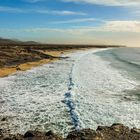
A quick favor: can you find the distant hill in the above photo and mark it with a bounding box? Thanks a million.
[0,37,125,48]
[0,37,39,45]
[0,37,20,45]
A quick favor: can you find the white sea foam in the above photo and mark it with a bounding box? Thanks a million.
[71,52,140,129]
[0,48,139,135]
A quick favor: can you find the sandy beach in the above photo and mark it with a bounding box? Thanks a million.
[0,48,90,77]
[0,50,64,77]
[0,43,104,78]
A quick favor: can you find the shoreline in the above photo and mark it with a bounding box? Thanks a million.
[0,48,87,78]
[0,50,63,78]
[0,44,123,78]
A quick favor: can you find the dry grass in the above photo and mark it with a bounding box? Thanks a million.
[0,50,62,77]
[0,48,95,77]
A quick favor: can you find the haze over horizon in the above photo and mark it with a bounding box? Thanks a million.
[0,0,140,47]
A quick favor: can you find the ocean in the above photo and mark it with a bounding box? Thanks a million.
[0,47,140,136]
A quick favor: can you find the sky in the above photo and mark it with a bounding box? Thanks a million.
[0,0,140,46]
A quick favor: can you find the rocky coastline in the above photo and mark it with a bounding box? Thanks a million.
[0,124,140,140]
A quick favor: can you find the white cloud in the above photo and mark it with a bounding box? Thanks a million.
[1,20,140,33]
[0,6,25,13]
[67,20,140,33]
[61,0,140,6]
[70,20,140,33]
[51,20,140,33]
[102,21,140,32]
[0,6,86,15]
[25,0,140,6]
[42,20,140,33]
[25,0,45,3]
[37,10,86,15]
[52,18,103,24]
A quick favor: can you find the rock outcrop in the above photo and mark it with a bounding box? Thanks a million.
[0,124,140,140]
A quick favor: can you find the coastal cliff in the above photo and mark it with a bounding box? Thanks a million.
[0,124,140,140]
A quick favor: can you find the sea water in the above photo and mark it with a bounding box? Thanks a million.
[0,48,140,136]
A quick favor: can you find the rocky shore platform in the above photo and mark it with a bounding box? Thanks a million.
[0,124,140,140]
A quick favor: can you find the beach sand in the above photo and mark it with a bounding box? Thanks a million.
[0,43,121,78]
[0,50,64,77]
[0,49,83,77]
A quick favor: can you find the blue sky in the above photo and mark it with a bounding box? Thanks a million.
[0,0,140,46]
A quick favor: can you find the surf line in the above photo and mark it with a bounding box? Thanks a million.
[63,63,82,130]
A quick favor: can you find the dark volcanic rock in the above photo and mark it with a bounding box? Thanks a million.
[66,124,140,140]
[0,124,140,140]
[24,131,35,138]
[95,124,140,140]
[23,130,63,140]
[45,130,54,136]
[66,129,102,140]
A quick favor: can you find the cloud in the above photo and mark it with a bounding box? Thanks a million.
[61,0,140,6]
[0,6,86,15]
[102,20,140,32]
[1,20,140,33]
[24,0,45,3]
[51,19,140,33]
[0,6,25,13]
[32,20,140,33]
[1,20,140,46]
[52,18,104,24]
[36,10,86,15]
[24,0,140,6]
[64,20,140,33]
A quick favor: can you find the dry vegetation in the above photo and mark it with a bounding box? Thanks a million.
[0,38,123,77]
